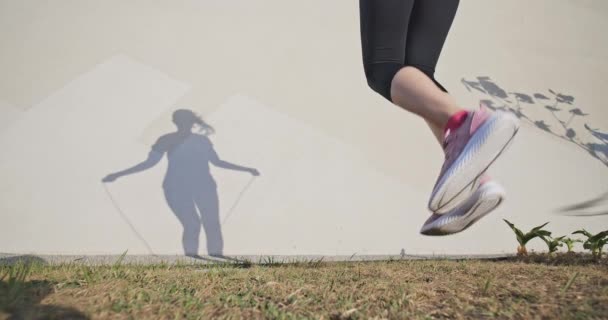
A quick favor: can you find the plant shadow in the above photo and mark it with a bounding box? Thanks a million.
[462,76,608,216]
[462,76,606,167]
[0,256,88,319]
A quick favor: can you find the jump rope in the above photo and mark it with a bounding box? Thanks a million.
[102,175,257,255]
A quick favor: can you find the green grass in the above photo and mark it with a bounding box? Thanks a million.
[1,256,607,319]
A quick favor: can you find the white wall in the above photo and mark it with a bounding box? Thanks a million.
[0,0,606,256]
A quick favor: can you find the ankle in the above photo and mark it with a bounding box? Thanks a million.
[444,110,468,134]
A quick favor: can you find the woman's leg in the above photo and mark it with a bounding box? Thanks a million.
[359,0,462,131]
[391,67,461,130]
[194,187,223,256]
[360,0,518,216]
[164,188,202,256]
[400,0,461,131]
[425,119,445,145]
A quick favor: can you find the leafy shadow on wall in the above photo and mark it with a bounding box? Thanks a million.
[557,191,608,217]
[461,76,607,216]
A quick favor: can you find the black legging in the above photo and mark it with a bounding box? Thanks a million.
[359,0,460,101]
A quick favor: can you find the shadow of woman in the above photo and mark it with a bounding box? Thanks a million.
[103,109,259,257]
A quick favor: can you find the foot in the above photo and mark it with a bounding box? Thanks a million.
[428,103,518,214]
[421,175,505,236]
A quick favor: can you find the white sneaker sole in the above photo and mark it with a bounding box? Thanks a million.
[428,111,518,214]
[421,181,505,236]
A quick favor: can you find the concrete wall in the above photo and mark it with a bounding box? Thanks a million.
[1,0,606,256]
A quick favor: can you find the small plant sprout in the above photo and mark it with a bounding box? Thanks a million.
[559,237,582,253]
[542,236,565,255]
[562,272,580,294]
[572,229,608,259]
[503,220,551,256]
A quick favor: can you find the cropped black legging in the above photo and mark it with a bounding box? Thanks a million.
[359,0,459,101]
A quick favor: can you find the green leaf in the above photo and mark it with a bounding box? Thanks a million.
[537,230,552,237]
[505,220,552,246]
[531,222,550,232]
[522,229,551,244]
[503,219,516,230]
[589,230,608,242]
[573,229,592,238]
[504,219,526,245]
[543,236,565,253]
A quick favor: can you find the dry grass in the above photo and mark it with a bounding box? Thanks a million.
[1,256,607,319]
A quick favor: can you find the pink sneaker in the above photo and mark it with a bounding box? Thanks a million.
[421,175,505,236]
[429,103,518,214]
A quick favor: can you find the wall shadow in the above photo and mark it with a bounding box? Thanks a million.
[461,76,608,216]
[0,255,46,266]
[557,191,608,217]
[103,109,259,257]
[461,76,607,168]
[0,256,88,319]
